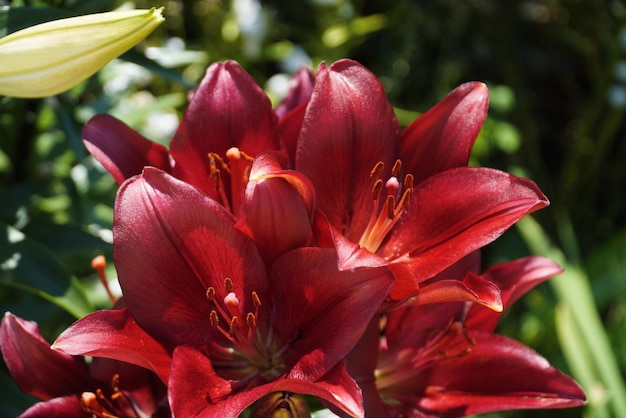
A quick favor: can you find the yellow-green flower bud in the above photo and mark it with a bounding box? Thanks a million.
[0,8,164,98]
[250,392,311,418]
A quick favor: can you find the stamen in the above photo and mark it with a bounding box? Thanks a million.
[404,173,414,189]
[386,195,396,220]
[91,255,116,305]
[252,291,262,307]
[247,312,257,329]
[372,179,384,201]
[206,287,216,302]
[224,277,233,292]
[391,159,402,176]
[210,310,219,327]
[229,316,239,336]
[359,160,414,254]
[370,161,384,178]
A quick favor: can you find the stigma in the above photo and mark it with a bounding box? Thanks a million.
[359,159,413,254]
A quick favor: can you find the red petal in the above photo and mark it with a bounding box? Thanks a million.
[170,60,280,198]
[278,101,307,165]
[401,82,489,184]
[295,59,400,243]
[270,247,393,380]
[20,395,85,418]
[380,167,549,285]
[0,313,92,401]
[82,114,171,184]
[414,332,586,415]
[113,168,268,349]
[465,256,563,331]
[51,308,172,384]
[391,271,502,312]
[236,152,315,263]
[169,345,364,417]
[275,66,315,119]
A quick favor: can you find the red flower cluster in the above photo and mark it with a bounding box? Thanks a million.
[1,60,586,417]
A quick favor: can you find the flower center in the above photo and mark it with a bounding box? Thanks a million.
[81,374,149,418]
[358,159,414,254]
[207,147,254,216]
[206,278,287,387]
[375,319,475,397]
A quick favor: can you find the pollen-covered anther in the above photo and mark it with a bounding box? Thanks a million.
[229,316,239,336]
[246,312,257,329]
[206,286,216,302]
[252,291,261,307]
[224,277,233,292]
[210,310,219,327]
[370,161,384,178]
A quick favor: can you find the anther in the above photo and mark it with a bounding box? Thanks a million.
[206,287,216,302]
[111,374,120,392]
[224,277,233,292]
[391,159,402,176]
[91,255,116,305]
[252,291,262,307]
[229,316,239,336]
[370,161,384,178]
[372,179,383,201]
[246,312,257,329]
[210,310,219,327]
[404,173,414,189]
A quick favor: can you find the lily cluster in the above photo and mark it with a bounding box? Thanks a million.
[1,59,586,417]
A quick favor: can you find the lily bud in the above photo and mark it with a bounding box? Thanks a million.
[0,8,164,98]
[250,392,311,418]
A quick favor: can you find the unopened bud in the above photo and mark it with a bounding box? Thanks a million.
[250,392,311,418]
[0,8,164,98]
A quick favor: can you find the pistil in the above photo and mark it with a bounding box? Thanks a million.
[359,159,414,254]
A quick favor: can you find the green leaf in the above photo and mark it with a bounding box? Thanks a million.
[0,223,94,318]
[517,216,626,418]
[0,6,72,37]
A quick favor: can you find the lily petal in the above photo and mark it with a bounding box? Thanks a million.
[113,167,268,348]
[271,247,394,380]
[170,60,280,199]
[275,66,315,119]
[400,82,490,184]
[0,312,92,401]
[169,345,364,417]
[465,256,563,331]
[82,114,171,184]
[51,308,172,384]
[237,152,315,263]
[414,332,587,416]
[380,167,549,285]
[295,59,399,242]
[19,395,84,418]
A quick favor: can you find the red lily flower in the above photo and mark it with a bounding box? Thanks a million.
[0,312,169,418]
[350,256,586,417]
[54,168,395,417]
[294,59,548,308]
[83,60,281,217]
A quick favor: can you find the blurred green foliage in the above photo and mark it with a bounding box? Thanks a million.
[1,0,625,417]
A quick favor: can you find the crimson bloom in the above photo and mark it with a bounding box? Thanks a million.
[290,59,548,308]
[83,60,287,218]
[353,256,586,417]
[54,168,394,417]
[0,312,169,418]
